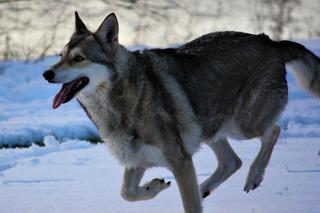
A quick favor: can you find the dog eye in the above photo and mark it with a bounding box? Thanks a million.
[74,55,85,62]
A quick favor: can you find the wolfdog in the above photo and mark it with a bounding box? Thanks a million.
[43,12,320,213]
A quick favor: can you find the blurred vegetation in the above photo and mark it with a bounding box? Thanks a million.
[0,0,319,61]
[0,135,102,148]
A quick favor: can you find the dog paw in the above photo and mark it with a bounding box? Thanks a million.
[202,190,211,198]
[200,184,213,199]
[244,169,264,193]
[144,178,171,197]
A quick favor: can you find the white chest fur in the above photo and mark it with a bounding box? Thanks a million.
[104,134,168,169]
[78,87,167,169]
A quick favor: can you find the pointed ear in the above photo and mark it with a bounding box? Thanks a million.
[95,13,119,45]
[75,11,89,34]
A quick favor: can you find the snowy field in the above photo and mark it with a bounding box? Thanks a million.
[0,137,319,213]
[0,41,320,212]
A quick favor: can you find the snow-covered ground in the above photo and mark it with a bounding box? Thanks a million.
[0,57,98,147]
[0,41,320,212]
[0,137,319,213]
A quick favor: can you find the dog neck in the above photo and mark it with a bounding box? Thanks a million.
[76,46,145,140]
[77,81,114,139]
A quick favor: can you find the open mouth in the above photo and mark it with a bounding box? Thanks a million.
[53,77,89,109]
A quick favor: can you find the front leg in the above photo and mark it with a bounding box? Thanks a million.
[120,167,171,202]
[169,157,202,213]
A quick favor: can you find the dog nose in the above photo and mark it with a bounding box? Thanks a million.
[43,69,55,81]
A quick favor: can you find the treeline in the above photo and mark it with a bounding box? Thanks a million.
[0,0,319,60]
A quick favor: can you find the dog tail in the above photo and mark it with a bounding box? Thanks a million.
[278,40,320,97]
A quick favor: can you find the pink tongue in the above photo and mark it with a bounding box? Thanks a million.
[52,82,74,109]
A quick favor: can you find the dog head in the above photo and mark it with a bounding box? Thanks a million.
[43,11,120,109]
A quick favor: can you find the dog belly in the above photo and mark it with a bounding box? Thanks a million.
[213,116,247,141]
[104,135,168,168]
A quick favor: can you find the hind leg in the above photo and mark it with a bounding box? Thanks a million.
[235,66,286,192]
[244,124,280,192]
[200,138,242,198]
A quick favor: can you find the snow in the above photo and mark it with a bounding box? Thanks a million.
[0,57,98,146]
[0,136,92,172]
[0,137,319,213]
[0,41,320,212]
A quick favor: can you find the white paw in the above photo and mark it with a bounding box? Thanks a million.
[143,178,171,197]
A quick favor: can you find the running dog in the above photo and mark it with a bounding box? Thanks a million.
[43,12,320,213]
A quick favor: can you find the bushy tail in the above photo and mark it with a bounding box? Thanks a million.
[278,40,320,97]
